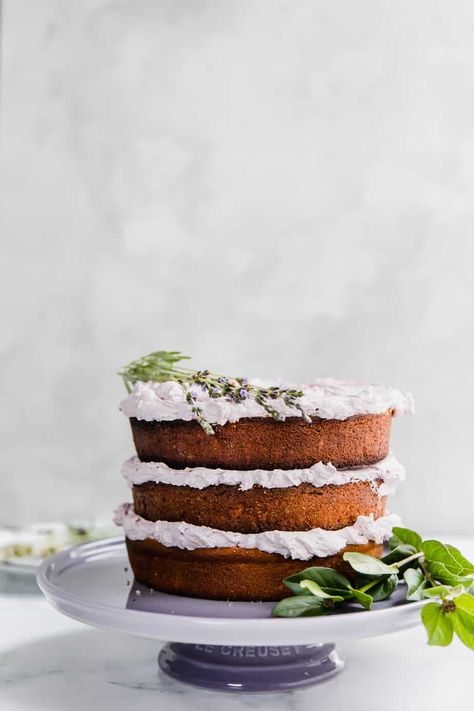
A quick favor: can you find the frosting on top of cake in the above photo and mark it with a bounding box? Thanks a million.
[121,453,405,497]
[114,504,400,560]
[120,378,414,425]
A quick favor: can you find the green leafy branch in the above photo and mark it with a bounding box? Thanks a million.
[272,526,474,650]
[118,350,310,434]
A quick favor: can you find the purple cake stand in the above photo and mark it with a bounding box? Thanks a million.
[158,642,341,691]
[37,538,424,693]
[127,580,344,690]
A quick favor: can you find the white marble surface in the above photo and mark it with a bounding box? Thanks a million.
[2,0,474,534]
[1,533,473,710]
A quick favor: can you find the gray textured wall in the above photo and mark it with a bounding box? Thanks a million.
[1,0,474,533]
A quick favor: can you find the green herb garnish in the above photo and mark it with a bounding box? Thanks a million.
[119,350,311,434]
[272,526,474,650]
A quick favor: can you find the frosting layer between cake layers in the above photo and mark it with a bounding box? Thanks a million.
[121,378,414,425]
[121,453,405,497]
[114,503,400,561]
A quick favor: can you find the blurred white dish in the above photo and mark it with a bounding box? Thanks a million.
[0,519,118,576]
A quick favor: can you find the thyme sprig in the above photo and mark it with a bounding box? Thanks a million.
[272,526,474,651]
[118,350,310,434]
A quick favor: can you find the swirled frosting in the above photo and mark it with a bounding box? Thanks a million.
[121,453,404,497]
[114,504,400,560]
[120,378,414,425]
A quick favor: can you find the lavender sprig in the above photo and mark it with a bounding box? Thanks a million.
[118,350,311,434]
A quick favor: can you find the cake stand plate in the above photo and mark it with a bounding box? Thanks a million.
[37,538,424,693]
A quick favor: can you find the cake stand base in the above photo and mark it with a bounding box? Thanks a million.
[158,643,344,692]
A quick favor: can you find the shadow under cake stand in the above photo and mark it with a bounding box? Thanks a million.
[37,538,424,693]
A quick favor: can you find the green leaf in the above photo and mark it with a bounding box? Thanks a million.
[452,594,474,650]
[452,611,474,650]
[343,552,398,578]
[381,544,417,566]
[445,545,474,574]
[422,539,474,587]
[422,585,453,599]
[283,567,353,598]
[454,593,474,613]
[367,574,399,602]
[403,569,427,600]
[391,527,423,552]
[381,544,420,576]
[450,585,471,598]
[299,580,344,601]
[424,560,474,588]
[271,595,329,618]
[421,603,454,646]
[388,536,399,551]
[348,586,373,610]
[422,540,474,577]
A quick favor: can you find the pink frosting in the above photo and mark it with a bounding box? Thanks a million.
[120,378,414,425]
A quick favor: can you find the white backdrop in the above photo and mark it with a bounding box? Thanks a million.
[1,0,474,533]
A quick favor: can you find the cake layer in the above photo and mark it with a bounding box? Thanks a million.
[125,538,385,601]
[129,411,392,469]
[132,481,387,533]
[121,453,404,494]
[114,504,399,559]
[121,378,414,425]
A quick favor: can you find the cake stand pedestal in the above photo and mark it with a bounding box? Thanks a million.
[37,538,424,693]
[158,642,342,691]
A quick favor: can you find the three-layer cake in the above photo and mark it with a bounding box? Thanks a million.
[115,373,413,601]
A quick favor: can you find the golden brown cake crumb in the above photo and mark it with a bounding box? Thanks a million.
[126,538,384,601]
[132,480,386,533]
[130,411,392,469]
